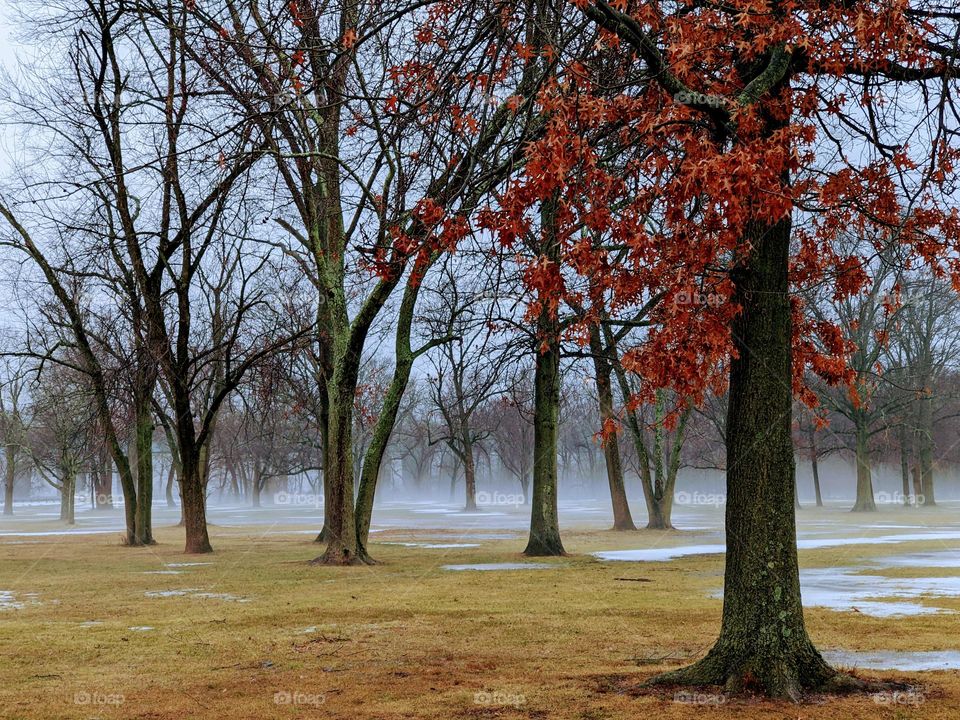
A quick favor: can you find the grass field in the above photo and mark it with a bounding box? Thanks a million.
[1,510,958,719]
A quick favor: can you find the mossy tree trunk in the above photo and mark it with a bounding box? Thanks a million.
[524,195,565,558]
[652,215,838,699]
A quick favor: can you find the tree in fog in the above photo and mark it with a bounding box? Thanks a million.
[487,369,535,505]
[25,367,97,524]
[807,246,905,512]
[423,264,509,511]
[886,271,960,506]
[0,355,29,516]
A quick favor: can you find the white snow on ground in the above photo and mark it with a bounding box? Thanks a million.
[823,650,960,671]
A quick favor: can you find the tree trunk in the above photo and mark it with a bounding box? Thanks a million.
[898,424,911,506]
[524,196,565,557]
[315,386,332,544]
[3,443,15,516]
[312,375,365,565]
[93,449,113,509]
[133,394,154,544]
[917,392,935,505]
[59,469,76,525]
[851,422,876,511]
[652,216,837,698]
[525,336,565,555]
[165,463,176,508]
[809,429,823,507]
[590,328,636,530]
[355,295,420,552]
[463,434,478,512]
[180,452,212,554]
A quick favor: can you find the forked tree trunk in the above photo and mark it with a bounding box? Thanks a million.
[652,216,838,699]
[59,469,76,524]
[851,423,876,512]
[312,375,366,565]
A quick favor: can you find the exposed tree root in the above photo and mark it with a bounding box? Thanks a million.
[308,542,377,566]
[646,645,911,702]
[522,535,566,557]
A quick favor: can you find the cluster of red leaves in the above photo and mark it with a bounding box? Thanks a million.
[477,0,960,421]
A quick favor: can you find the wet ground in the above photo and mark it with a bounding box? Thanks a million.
[3,496,960,671]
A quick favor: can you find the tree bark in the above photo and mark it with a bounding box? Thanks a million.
[590,328,636,530]
[3,443,15,516]
[651,216,837,699]
[312,371,366,565]
[809,428,823,507]
[165,463,176,508]
[917,391,935,505]
[180,451,212,554]
[898,423,912,506]
[133,393,154,544]
[462,432,478,512]
[851,422,876,511]
[524,195,565,557]
[59,469,76,525]
[524,332,565,556]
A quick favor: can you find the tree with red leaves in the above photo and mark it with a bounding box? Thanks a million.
[480,0,960,700]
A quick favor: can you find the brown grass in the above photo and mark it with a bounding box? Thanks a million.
[0,519,956,719]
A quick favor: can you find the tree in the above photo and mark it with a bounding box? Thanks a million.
[489,370,536,506]
[26,367,98,524]
[423,263,508,511]
[478,0,960,698]
[0,355,29,516]
[807,245,906,512]
[888,271,960,506]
